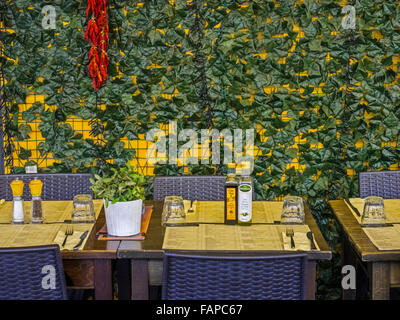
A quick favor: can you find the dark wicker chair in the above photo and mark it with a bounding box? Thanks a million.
[153,175,255,201]
[162,252,308,300]
[0,245,68,300]
[359,171,400,199]
[0,173,93,201]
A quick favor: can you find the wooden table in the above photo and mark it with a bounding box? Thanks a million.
[61,205,119,300]
[329,200,400,300]
[118,200,332,300]
[0,201,119,300]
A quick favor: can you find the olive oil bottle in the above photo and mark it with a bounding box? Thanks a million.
[238,175,252,226]
[224,163,238,225]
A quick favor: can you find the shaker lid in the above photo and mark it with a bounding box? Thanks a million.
[10,179,24,196]
[29,178,43,196]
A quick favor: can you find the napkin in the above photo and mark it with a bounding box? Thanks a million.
[53,229,88,251]
[282,231,319,251]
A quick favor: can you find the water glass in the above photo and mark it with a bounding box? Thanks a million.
[72,194,96,223]
[281,196,305,224]
[361,196,386,226]
[162,196,185,226]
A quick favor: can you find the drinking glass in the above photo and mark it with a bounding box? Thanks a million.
[72,194,96,223]
[161,196,185,226]
[361,196,386,226]
[281,196,305,224]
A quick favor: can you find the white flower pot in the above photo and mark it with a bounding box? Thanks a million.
[104,199,143,236]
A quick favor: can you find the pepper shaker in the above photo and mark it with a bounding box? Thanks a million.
[29,177,43,224]
[10,178,25,224]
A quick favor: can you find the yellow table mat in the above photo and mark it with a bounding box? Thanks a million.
[345,198,400,224]
[163,224,318,251]
[363,225,400,251]
[181,201,282,224]
[0,200,103,250]
[0,199,103,224]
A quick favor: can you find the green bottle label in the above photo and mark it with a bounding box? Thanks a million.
[238,184,252,223]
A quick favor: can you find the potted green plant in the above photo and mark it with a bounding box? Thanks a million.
[90,164,145,236]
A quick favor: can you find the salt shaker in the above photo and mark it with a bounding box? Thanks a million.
[29,177,43,224]
[10,178,25,224]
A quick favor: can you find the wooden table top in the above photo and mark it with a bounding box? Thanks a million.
[329,199,400,262]
[118,200,332,261]
[0,201,119,260]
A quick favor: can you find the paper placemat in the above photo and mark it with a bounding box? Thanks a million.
[0,200,103,224]
[253,201,283,223]
[163,224,319,251]
[0,223,94,250]
[363,225,400,251]
[0,224,60,248]
[345,198,400,224]
[168,201,283,225]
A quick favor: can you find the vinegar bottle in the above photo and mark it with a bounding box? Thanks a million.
[224,163,238,225]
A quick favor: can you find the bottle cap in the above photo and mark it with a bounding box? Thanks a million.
[227,163,236,168]
[10,179,24,196]
[240,160,251,176]
[29,178,43,196]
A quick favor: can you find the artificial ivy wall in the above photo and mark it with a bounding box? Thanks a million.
[1,0,400,299]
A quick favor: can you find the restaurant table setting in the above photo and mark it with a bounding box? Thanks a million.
[344,196,400,251]
[164,199,296,225]
[162,195,320,252]
[0,198,103,250]
[344,197,400,224]
[163,224,319,251]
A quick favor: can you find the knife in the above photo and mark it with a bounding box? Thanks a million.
[73,230,89,251]
[306,231,317,250]
[344,198,361,217]
[187,200,194,214]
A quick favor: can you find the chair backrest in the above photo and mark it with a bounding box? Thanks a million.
[162,252,308,300]
[154,176,227,201]
[0,245,67,300]
[0,173,93,201]
[359,171,400,199]
[153,176,255,201]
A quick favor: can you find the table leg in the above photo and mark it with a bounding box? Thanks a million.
[94,259,113,300]
[116,259,131,300]
[369,262,390,300]
[306,260,316,300]
[131,259,149,300]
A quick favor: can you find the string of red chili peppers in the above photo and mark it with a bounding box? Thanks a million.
[84,0,109,91]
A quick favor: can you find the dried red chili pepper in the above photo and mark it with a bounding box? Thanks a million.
[85,0,108,91]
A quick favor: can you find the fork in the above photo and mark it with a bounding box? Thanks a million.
[62,225,73,248]
[286,228,295,249]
